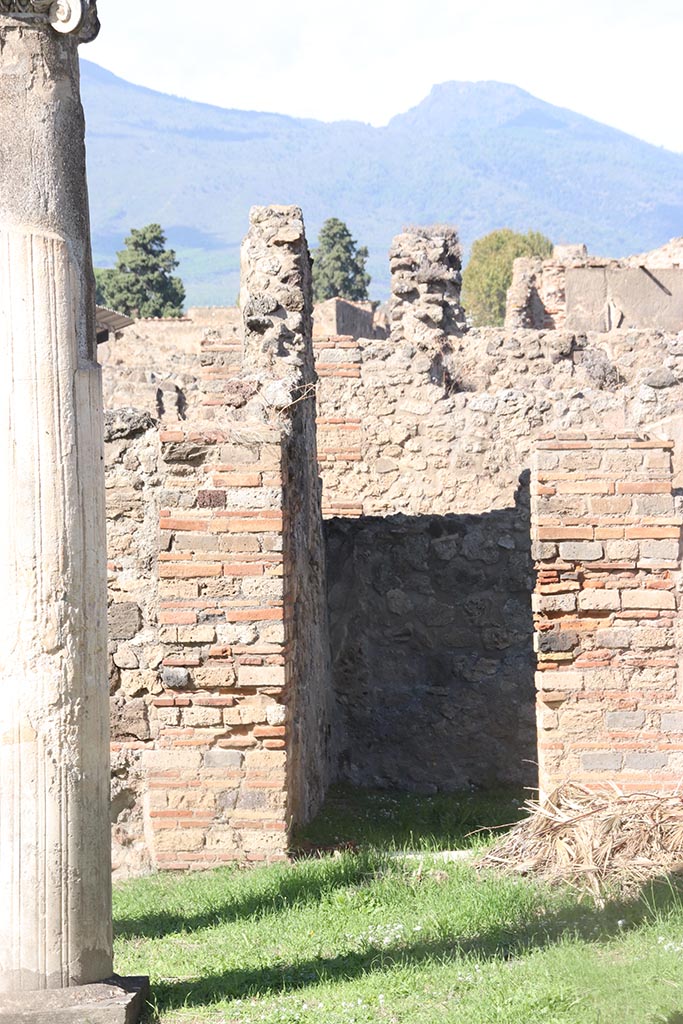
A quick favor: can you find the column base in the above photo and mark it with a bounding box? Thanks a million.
[0,976,149,1024]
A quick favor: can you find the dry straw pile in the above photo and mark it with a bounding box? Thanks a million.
[481,784,683,899]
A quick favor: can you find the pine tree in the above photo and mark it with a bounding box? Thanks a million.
[312,218,370,303]
[462,229,552,327]
[95,224,185,318]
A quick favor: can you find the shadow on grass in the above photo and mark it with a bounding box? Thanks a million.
[115,853,378,940]
[144,872,683,1017]
[292,783,528,854]
[117,786,525,941]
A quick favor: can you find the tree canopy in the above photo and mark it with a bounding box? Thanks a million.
[312,218,371,303]
[461,228,553,327]
[95,224,186,318]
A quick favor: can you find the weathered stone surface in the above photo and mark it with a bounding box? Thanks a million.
[111,698,150,742]
[559,541,604,562]
[104,409,156,442]
[0,976,148,1023]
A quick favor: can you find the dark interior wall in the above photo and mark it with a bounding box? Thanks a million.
[325,477,537,793]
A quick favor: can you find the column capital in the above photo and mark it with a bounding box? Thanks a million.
[0,1,99,42]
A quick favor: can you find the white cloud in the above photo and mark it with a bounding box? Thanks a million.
[88,0,683,151]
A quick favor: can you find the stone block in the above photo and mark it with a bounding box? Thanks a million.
[197,489,227,508]
[621,589,676,610]
[154,827,205,852]
[238,664,287,687]
[605,711,646,730]
[176,625,218,644]
[532,541,557,561]
[265,703,288,726]
[536,670,583,692]
[204,748,244,769]
[162,667,191,689]
[631,494,675,516]
[624,752,669,771]
[533,592,576,613]
[603,541,640,561]
[537,630,578,653]
[596,628,632,649]
[578,589,620,611]
[142,749,202,771]
[661,713,683,733]
[559,541,604,562]
[108,602,143,641]
[581,751,623,772]
[113,645,139,670]
[182,705,223,727]
[0,977,149,1023]
[111,698,151,742]
[631,627,674,649]
[640,539,680,561]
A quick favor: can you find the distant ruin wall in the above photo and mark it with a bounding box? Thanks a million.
[565,268,683,332]
[313,298,375,341]
[531,434,682,796]
[506,246,683,332]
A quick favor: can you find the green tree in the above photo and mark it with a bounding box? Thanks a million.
[312,218,370,303]
[95,224,185,318]
[462,228,553,327]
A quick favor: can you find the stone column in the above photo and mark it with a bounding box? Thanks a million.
[389,226,466,348]
[0,0,113,993]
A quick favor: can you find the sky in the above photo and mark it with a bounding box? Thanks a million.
[88,0,683,153]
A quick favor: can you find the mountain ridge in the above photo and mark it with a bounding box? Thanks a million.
[80,61,683,307]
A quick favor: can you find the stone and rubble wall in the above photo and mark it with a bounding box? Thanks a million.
[314,326,683,792]
[105,325,683,828]
[531,434,682,796]
[314,328,683,520]
[106,408,162,878]
[326,499,536,793]
[99,310,242,420]
[102,222,683,871]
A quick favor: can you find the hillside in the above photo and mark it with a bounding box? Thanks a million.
[81,62,683,307]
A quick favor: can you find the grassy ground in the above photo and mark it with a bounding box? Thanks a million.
[114,786,683,1024]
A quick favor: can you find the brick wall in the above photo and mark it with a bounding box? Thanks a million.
[106,207,333,874]
[145,423,291,869]
[531,433,682,796]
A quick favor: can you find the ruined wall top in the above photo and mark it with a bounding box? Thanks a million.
[389,226,466,349]
[240,205,315,383]
[0,1,99,41]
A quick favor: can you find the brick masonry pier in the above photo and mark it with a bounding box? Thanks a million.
[531,433,682,796]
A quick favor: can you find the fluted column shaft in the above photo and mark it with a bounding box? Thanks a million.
[0,12,112,992]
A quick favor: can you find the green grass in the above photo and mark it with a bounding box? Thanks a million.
[114,786,683,1023]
